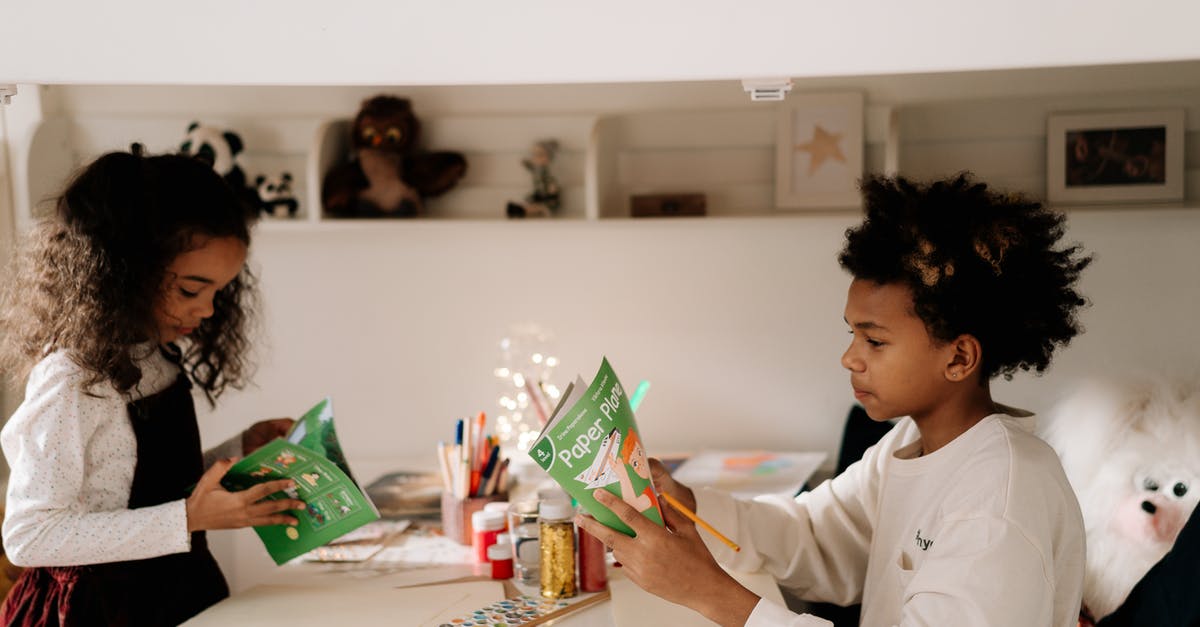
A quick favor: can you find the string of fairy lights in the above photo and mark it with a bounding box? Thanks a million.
[493,324,563,456]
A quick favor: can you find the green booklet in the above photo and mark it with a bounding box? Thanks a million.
[528,357,664,536]
[220,397,379,565]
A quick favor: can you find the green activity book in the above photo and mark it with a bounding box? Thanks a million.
[528,357,664,536]
[219,397,379,564]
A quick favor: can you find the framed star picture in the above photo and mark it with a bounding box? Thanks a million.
[775,92,864,209]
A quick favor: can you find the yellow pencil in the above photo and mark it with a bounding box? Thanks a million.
[660,491,740,552]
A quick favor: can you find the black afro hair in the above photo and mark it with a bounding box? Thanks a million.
[838,173,1092,381]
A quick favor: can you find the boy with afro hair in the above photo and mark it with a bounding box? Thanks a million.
[578,174,1092,626]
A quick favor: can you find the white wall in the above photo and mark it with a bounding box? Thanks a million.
[198,205,1200,592]
[198,208,1200,469]
[206,216,860,462]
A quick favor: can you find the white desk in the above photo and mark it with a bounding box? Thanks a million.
[183,563,783,626]
[189,457,811,625]
[188,514,784,627]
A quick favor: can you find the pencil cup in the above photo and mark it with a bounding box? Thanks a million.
[441,491,506,546]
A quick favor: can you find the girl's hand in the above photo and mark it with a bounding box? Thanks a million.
[185,458,307,532]
[649,457,696,512]
[576,489,759,627]
[243,417,294,454]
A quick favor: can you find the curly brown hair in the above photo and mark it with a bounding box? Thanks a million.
[838,173,1092,381]
[0,147,259,403]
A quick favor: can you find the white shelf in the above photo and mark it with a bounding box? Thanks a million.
[13,85,839,226]
[19,110,607,226]
[11,69,1200,232]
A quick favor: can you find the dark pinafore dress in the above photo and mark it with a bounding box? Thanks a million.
[1,357,229,626]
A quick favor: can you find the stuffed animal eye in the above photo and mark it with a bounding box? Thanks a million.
[361,127,378,140]
[1173,482,1188,498]
[385,127,402,143]
[1143,477,1160,492]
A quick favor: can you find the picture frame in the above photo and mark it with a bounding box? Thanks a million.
[1046,109,1185,205]
[775,92,864,210]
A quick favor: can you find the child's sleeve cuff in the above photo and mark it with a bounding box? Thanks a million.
[746,598,834,627]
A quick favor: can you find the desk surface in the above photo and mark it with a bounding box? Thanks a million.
[185,569,781,627]
[185,537,783,627]
[189,457,811,625]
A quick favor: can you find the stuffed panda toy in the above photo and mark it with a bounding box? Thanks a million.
[179,122,246,188]
[254,172,299,218]
[179,121,258,213]
[1041,376,1200,623]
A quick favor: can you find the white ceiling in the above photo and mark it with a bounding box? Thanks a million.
[2,1,1200,86]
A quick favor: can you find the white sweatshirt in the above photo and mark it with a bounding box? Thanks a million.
[695,408,1085,627]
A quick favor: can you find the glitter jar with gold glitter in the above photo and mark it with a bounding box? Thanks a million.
[538,499,576,599]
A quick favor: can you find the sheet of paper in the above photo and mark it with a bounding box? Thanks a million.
[371,528,473,565]
[332,519,412,544]
[298,543,384,562]
[671,450,828,498]
[297,520,414,562]
[182,581,505,627]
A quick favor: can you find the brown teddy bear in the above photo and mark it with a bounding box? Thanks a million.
[321,96,467,218]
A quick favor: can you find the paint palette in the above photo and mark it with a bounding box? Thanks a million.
[438,591,609,626]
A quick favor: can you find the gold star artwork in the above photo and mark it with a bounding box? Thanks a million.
[795,124,846,176]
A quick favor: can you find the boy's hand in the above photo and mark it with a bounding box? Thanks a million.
[576,489,758,627]
[649,457,696,512]
[243,418,294,454]
[185,458,307,532]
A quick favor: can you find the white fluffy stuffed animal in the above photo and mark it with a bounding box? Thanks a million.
[1041,376,1200,621]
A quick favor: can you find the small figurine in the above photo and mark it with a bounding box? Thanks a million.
[321,95,467,218]
[506,139,561,218]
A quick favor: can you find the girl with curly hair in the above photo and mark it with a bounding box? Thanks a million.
[0,146,306,626]
[579,174,1093,627]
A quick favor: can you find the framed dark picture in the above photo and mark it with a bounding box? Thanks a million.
[1046,109,1185,205]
